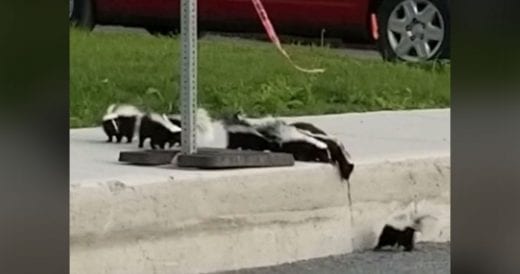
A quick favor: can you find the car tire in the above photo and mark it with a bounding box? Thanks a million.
[376,0,449,62]
[70,0,95,30]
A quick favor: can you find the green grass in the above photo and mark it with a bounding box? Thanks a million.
[70,28,450,128]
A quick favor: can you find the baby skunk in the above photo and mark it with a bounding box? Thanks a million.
[165,114,182,128]
[139,108,214,149]
[102,104,143,143]
[223,113,280,152]
[374,225,416,252]
[373,213,434,252]
[138,113,182,149]
[267,121,331,163]
[291,122,354,181]
[224,113,354,180]
[224,113,332,163]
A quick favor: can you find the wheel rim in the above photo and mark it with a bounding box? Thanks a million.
[387,0,445,61]
[69,0,73,19]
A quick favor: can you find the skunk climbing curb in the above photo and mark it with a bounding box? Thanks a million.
[224,112,354,180]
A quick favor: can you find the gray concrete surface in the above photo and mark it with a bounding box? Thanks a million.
[216,243,450,274]
[70,109,450,274]
[93,25,381,60]
[70,109,449,183]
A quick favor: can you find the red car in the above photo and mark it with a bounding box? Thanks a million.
[70,0,449,62]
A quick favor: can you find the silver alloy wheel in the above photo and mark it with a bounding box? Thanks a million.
[387,0,445,61]
[69,0,73,19]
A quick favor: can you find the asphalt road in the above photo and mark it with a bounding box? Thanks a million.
[93,25,382,60]
[215,243,450,274]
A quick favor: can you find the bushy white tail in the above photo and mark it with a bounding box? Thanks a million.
[106,104,117,114]
[196,108,214,142]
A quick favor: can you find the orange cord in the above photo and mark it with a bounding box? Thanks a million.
[371,13,379,40]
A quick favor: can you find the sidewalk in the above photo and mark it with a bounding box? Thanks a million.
[70,109,450,274]
[70,108,449,183]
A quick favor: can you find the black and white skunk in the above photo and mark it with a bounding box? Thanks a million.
[166,108,214,144]
[290,122,354,180]
[102,104,143,143]
[138,113,182,149]
[224,113,330,162]
[373,213,435,252]
[224,113,354,180]
[224,113,280,152]
[165,114,182,128]
[139,108,214,149]
[268,121,332,163]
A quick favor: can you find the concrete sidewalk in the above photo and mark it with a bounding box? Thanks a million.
[71,109,449,183]
[70,109,450,274]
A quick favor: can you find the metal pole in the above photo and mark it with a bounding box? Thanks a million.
[180,0,198,154]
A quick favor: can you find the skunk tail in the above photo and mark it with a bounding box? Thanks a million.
[106,103,117,114]
[196,108,214,142]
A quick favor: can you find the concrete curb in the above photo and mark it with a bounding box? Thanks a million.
[70,109,450,274]
[349,155,450,250]
[71,163,354,274]
[70,155,449,274]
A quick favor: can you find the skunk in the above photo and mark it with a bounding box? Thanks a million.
[228,117,331,162]
[290,121,327,135]
[224,113,354,180]
[139,108,214,149]
[165,114,182,128]
[374,225,416,251]
[192,108,214,144]
[166,108,213,132]
[291,122,354,180]
[223,113,279,151]
[102,104,143,143]
[224,113,332,163]
[268,121,331,163]
[373,213,435,252]
[138,113,182,149]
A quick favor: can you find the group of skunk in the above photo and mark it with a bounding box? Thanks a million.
[101,103,213,149]
[101,103,354,180]
[223,112,355,181]
[101,103,435,252]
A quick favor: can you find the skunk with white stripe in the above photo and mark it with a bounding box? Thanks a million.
[374,213,436,252]
[224,113,354,180]
[102,104,143,143]
[266,121,331,163]
[165,114,182,128]
[291,122,354,180]
[138,113,182,149]
[139,108,214,149]
[224,113,280,152]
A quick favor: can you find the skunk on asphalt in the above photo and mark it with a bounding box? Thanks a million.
[373,213,436,252]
